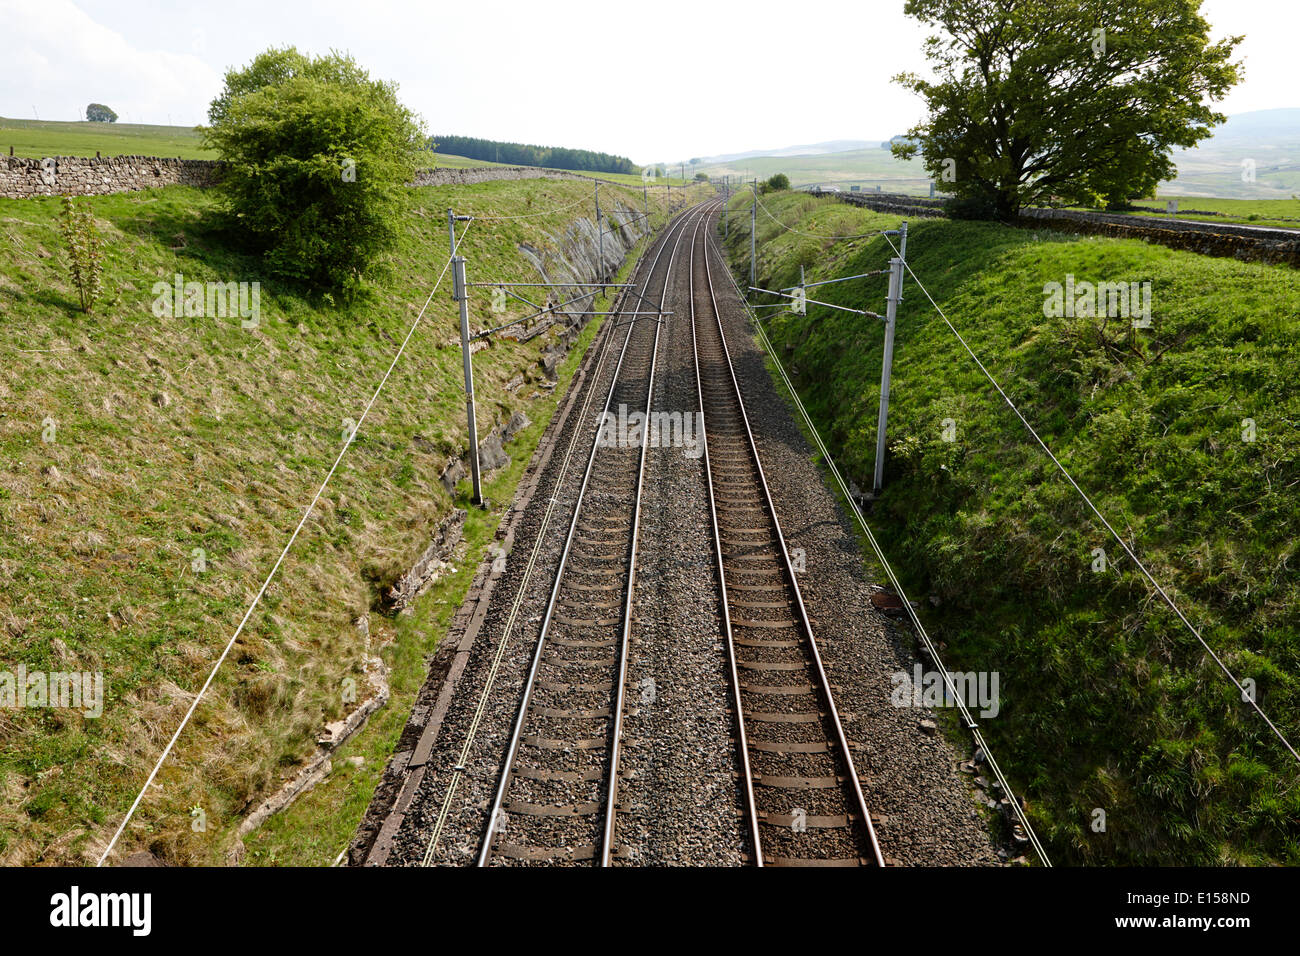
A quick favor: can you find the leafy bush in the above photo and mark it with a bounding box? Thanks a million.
[762,173,790,194]
[202,48,426,292]
[58,196,104,312]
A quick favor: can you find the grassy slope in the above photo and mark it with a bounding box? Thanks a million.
[723,190,1300,865]
[242,236,654,867]
[0,175,705,865]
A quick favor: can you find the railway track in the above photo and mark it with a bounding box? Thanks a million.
[690,209,885,867]
[476,202,718,866]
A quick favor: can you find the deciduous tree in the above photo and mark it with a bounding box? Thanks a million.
[893,0,1241,218]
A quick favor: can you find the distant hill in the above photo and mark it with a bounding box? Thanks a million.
[691,109,1300,199]
[1163,108,1300,198]
[677,139,881,166]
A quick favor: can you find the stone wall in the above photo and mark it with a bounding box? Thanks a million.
[807,188,1300,268]
[0,155,222,199]
[0,155,606,200]
[1017,209,1300,269]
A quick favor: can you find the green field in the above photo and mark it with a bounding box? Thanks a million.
[696,147,932,194]
[0,117,216,159]
[695,109,1300,203]
[723,189,1300,866]
[0,118,699,189]
[0,175,707,865]
[1105,197,1300,229]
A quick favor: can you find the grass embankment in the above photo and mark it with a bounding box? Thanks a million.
[0,175,700,865]
[723,189,1300,865]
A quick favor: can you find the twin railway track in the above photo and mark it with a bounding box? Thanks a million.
[442,200,885,867]
[475,203,698,866]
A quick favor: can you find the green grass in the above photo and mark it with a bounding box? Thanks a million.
[1,117,216,159]
[1100,197,1300,229]
[0,120,676,188]
[723,189,1300,866]
[695,147,931,193]
[0,174,696,865]
[241,241,648,865]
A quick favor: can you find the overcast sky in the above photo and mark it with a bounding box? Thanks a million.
[1,0,1295,165]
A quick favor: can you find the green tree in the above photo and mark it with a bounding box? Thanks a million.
[764,173,790,193]
[892,0,1241,218]
[85,103,117,123]
[202,48,426,291]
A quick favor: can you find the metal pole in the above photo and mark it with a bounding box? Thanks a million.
[750,179,757,292]
[873,255,904,495]
[595,182,603,283]
[724,175,729,239]
[453,254,482,505]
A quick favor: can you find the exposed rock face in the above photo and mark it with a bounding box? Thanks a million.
[477,430,511,471]
[502,410,530,441]
[387,509,467,611]
[514,201,653,369]
[438,457,467,496]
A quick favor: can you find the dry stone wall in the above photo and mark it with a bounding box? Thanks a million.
[0,155,221,199]
[808,188,1300,268]
[0,154,607,199]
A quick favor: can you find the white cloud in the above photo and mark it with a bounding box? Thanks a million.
[0,0,1294,160]
[0,0,220,124]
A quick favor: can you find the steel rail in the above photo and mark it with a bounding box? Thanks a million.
[697,207,885,867]
[602,197,727,863]
[418,208,693,866]
[686,207,765,864]
[476,203,711,866]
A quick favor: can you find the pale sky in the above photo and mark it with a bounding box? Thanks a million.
[1,0,1295,165]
